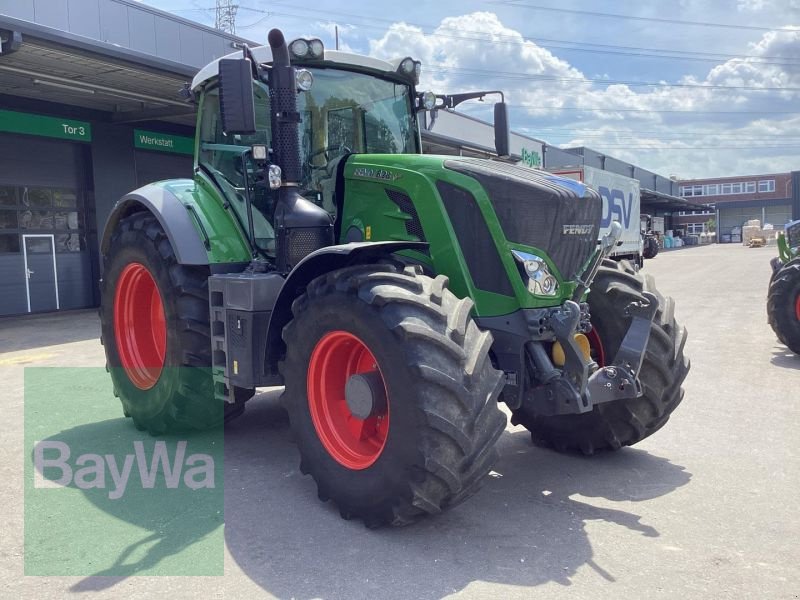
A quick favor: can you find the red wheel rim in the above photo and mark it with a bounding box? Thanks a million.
[307,331,389,470]
[795,293,800,322]
[586,327,606,367]
[113,263,166,390]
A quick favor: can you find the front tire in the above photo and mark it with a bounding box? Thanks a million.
[280,264,507,527]
[512,259,689,454]
[100,212,219,434]
[768,260,800,354]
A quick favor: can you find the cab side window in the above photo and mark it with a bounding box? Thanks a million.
[198,84,276,255]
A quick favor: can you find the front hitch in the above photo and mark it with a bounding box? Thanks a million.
[529,291,658,417]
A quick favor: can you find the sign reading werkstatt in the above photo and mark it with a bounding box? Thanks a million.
[134,129,193,155]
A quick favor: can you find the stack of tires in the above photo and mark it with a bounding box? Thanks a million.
[768,259,800,355]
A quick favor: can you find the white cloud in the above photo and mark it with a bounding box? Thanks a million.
[367,12,800,178]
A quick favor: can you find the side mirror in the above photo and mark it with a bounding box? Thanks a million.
[218,58,256,135]
[494,102,510,157]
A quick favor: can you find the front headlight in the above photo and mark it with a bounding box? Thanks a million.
[512,250,559,296]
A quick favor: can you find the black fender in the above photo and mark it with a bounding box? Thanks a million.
[265,241,429,376]
[100,182,209,268]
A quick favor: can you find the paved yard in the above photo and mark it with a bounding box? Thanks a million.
[1,243,798,599]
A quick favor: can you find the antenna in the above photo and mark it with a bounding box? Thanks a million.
[215,0,238,35]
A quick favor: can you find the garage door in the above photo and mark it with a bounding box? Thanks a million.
[135,149,193,187]
[0,134,92,316]
[765,205,792,229]
[719,206,763,236]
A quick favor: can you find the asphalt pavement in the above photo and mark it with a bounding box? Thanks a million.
[1,243,798,599]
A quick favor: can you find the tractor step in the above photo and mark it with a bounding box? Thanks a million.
[208,271,283,402]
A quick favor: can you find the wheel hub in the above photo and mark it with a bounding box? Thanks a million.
[345,371,387,420]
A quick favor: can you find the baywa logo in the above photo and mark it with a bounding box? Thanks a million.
[520,147,542,169]
[34,440,215,499]
[25,367,223,577]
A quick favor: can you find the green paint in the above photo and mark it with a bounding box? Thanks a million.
[134,129,194,155]
[340,154,578,318]
[0,109,91,142]
[24,368,223,576]
[156,178,251,264]
[777,231,797,263]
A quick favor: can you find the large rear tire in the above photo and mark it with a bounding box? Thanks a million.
[768,260,800,354]
[512,259,689,454]
[100,212,220,434]
[280,264,507,527]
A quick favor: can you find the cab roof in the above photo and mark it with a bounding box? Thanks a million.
[191,46,410,92]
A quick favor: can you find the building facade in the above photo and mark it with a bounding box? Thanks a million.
[0,0,249,316]
[676,172,798,242]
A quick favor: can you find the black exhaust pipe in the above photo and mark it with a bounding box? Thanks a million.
[268,28,301,184]
[267,28,333,273]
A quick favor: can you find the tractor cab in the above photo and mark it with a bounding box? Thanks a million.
[190,37,508,268]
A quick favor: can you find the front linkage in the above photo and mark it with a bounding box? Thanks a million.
[486,222,658,418]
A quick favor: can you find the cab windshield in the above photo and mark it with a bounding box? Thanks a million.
[198,67,417,254]
[298,67,418,212]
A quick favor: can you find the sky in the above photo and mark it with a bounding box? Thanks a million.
[141,0,800,179]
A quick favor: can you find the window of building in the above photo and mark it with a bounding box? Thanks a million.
[686,223,706,234]
[758,179,775,193]
[682,180,766,197]
[0,186,84,254]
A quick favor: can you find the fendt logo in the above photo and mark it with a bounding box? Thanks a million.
[599,186,634,228]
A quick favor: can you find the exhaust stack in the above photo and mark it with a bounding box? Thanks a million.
[267,28,333,273]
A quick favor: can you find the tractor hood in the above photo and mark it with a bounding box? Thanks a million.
[441,158,602,282]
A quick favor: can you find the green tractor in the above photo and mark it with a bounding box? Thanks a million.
[99,29,689,527]
[768,220,800,354]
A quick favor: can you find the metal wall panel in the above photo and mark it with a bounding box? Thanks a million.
[0,0,35,21]
[127,5,157,56]
[0,134,83,187]
[154,16,181,63]
[655,175,672,194]
[542,145,583,169]
[134,149,192,187]
[633,167,657,190]
[56,251,92,309]
[179,23,204,67]
[99,0,129,46]
[202,30,230,63]
[582,150,604,169]
[765,205,792,228]
[33,0,68,30]
[67,0,101,40]
[719,206,761,236]
[90,122,137,237]
[604,156,633,178]
[0,254,27,315]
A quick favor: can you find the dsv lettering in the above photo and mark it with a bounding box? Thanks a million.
[599,186,633,228]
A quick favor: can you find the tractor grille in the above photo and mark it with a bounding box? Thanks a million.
[282,226,333,269]
[444,158,601,281]
[385,189,426,241]
[437,180,515,296]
